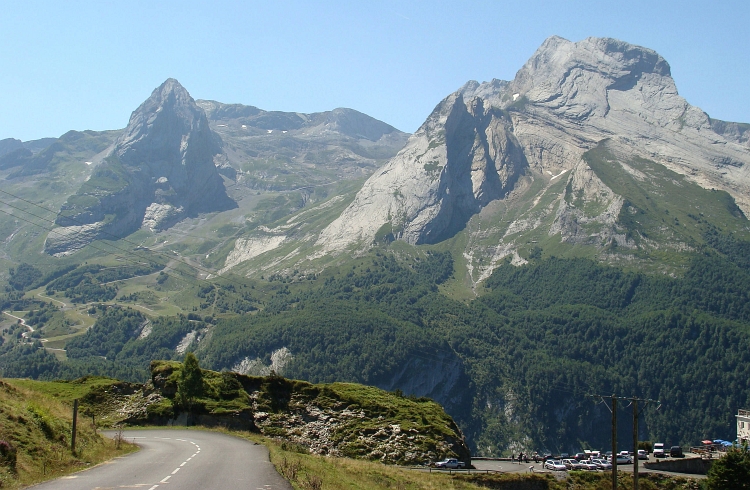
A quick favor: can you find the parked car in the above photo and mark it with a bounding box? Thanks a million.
[579,460,599,471]
[610,454,632,464]
[544,460,567,471]
[670,446,684,458]
[562,459,583,470]
[435,458,465,469]
[637,449,648,460]
[592,459,612,470]
[653,443,666,458]
[574,452,587,461]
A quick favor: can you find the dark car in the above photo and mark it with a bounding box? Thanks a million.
[670,446,684,457]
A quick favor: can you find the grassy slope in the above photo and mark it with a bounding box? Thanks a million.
[0,377,136,488]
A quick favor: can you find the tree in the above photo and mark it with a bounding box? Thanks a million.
[177,352,204,423]
[706,447,750,490]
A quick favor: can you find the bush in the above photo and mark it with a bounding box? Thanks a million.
[706,447,750,489]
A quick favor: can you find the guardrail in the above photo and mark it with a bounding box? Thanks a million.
[411,467,501,475]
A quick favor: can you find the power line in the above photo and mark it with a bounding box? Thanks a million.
[587,393,661,490]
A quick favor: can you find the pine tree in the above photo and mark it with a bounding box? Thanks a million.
[706,447,750,490]
[177,352,203,422]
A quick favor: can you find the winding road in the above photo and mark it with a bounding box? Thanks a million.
[30,429,292,490]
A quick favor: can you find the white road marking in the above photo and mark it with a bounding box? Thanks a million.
[148,485,159,490]
[191,453,197,457]
[171,468,180,475]
[180,462,187,467]
[160,476,171,482]
[187,457,192,461]
[176,438,187,441]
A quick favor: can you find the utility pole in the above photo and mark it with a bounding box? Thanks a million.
[611,395,617,490]
[633,398,639,490]
[588,394,661,490]
[71,399,78,454]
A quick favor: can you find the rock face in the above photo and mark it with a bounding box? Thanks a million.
[45,79,235,255]
[318,36,750,276]
[319,93,528,248]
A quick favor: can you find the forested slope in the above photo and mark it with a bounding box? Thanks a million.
[2,237,750,455]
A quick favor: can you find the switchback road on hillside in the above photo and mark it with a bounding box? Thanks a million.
[30,429,292,490]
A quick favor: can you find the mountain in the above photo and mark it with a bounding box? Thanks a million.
[44,79,236,256]
[4,36,750,459]
[197,100,409,187]
[0,138,23,157]
[316,36,750,283]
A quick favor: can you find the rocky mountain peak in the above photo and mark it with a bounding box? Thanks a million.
[315,35,750,278]
[506,36,676,123]
[115,78,220,173]
[46,79,234,256]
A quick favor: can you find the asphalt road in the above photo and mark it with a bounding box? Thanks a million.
[30,429,293,490]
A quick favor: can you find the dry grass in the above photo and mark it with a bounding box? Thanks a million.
[0,378,137,488]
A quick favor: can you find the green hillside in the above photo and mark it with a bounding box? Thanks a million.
[0,377,135,488]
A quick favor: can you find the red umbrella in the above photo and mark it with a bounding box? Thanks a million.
[701,440,713,445]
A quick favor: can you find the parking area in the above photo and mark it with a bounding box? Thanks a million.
[471,456,706,479]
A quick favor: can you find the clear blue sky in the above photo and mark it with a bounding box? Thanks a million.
[1,0,748,141]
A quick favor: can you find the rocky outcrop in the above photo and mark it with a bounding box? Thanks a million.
[45,79,235,255]
[319,93,528,249]
[317,36,750,276]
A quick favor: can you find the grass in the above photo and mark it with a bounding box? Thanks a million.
[212,429,701,490]
[0,377,137,488]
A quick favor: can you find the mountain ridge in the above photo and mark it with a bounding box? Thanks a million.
[312,35,750,285]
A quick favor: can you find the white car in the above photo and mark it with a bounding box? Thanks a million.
[544,459,567,471]
[610,454,632,464]
[592,459,612,470]
[637,449,648,460]
[562,458,583,470]
[434,458,465,469]
[579,460,599,470]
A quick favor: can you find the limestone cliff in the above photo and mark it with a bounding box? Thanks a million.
[45,79,235,255]
[317,36,750,280]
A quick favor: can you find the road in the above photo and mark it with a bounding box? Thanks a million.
[30,429,292,490]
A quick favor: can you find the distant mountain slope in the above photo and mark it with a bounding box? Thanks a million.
[197,99,409,189]
[316,36,750,283]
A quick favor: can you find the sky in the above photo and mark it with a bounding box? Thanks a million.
[1,0,749,141]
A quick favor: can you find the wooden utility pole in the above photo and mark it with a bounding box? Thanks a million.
[71,399,78,454]
[588,393,660,490]
[611,395,617,490]
[633,398,639,490]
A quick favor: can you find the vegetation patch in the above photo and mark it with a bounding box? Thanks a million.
[0,378,136,488]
